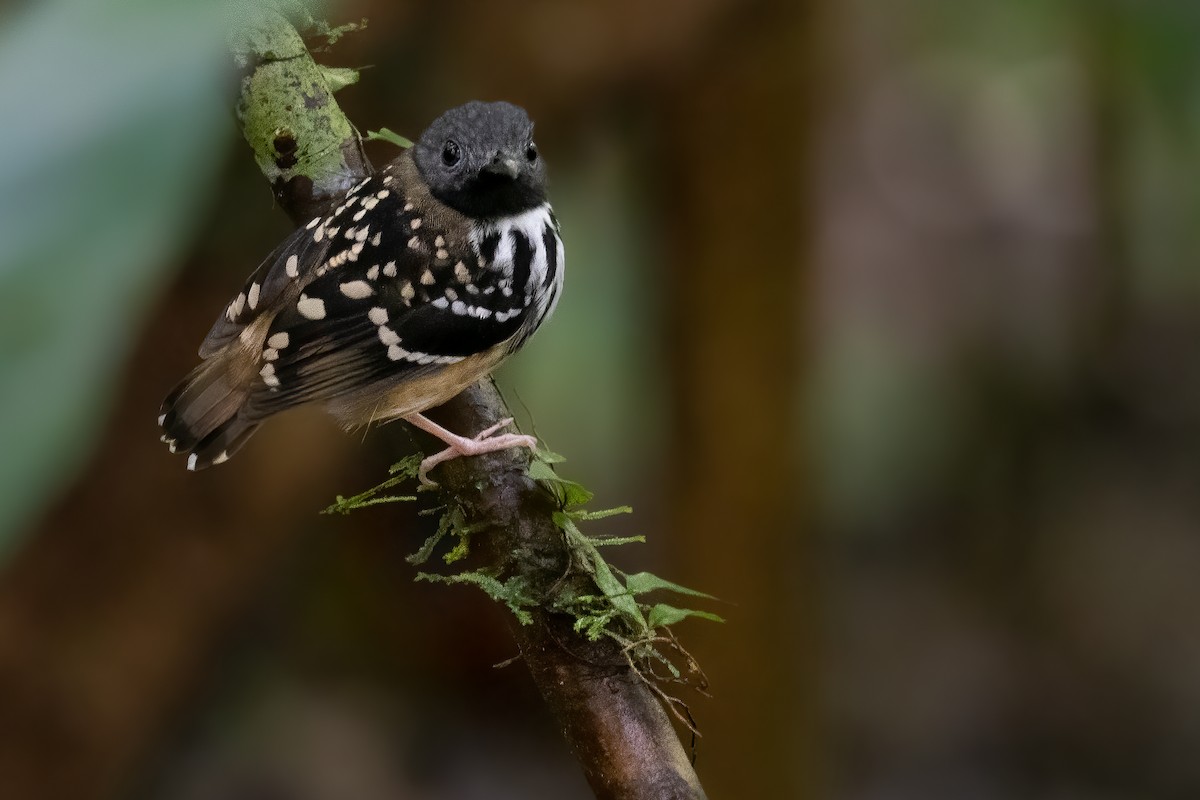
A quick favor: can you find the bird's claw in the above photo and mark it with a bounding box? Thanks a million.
[416,418,538,487]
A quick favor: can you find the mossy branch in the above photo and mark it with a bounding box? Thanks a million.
[329,450,720,711]
[231,5,709,798]
[226,0,370,223]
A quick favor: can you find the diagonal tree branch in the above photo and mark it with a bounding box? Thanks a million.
[229,5,707,798]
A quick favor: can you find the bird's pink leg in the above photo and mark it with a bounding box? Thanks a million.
[404,413,537,486]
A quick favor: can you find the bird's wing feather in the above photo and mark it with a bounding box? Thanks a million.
[228,173,535,419]
[198,215,339,358]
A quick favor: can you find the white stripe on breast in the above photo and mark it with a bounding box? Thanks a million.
[469,203,564,338]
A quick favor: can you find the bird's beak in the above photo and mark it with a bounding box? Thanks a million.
[482,154,521,180]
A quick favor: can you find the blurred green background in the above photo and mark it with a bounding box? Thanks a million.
[2,0,1200,798]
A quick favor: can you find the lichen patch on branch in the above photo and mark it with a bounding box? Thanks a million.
[227,1,369,222]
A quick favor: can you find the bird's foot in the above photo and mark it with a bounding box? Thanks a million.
[406,414,537,487]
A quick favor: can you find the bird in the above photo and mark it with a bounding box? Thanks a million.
[158,101,564,485]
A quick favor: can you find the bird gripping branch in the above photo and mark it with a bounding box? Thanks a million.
[159,101,564,485]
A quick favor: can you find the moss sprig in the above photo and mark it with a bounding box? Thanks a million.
[325,447,720,728]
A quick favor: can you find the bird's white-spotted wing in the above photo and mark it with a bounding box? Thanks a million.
[198,170,563,420]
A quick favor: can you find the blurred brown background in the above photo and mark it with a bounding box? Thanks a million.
[2,0,1200,798]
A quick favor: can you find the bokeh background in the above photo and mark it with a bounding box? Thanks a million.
[2,0,1200,798]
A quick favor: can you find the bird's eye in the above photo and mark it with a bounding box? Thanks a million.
[442,140,461,167]
[525,143,538,163]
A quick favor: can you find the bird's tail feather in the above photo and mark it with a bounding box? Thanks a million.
[159,360,259,470]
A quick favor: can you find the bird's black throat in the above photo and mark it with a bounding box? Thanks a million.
[434,173,545,220]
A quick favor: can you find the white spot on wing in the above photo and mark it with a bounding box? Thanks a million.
[378,325,400,346]
[247,282,261,310]
[297,294,326,320]
[340,280,374,299]
[267,331,290,349]
[260,362,280,388]
[228,292,246,320]
[187,454,198,471]
[285,254,299,278]
[368,307,389,325]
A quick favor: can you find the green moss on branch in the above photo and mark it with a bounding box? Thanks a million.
[226,0,369,222]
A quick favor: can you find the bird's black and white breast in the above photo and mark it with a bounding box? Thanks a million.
[467,202,564,352]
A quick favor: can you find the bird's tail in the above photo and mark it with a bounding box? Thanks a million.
[158,359,259,470]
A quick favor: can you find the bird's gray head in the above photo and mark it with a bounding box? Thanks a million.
[413,101,547,219]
